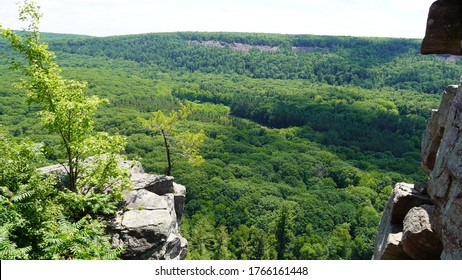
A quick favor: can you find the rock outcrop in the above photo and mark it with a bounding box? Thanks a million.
[38,160,187,260]
[373,183,430,260]
[421,0,462,55]
[402,205,443,259]
[373,84,462,260]
[111,160,187,260]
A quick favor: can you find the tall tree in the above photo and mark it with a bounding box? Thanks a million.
[0,0,130,259]
[273,201,296,259]
[140,103,205,176]
[1,0,128,194]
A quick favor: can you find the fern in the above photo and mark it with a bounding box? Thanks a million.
[40,215,121,259]
[11,187,34,203]
[0,225,31,260]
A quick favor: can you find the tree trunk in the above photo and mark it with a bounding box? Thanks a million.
[161,129,172,176]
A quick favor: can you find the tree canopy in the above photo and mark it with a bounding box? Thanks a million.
[0,3,457,260]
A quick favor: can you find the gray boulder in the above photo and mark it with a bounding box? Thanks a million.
[402,205,443,259]
[111,160,187,260]
[372,182,428,260]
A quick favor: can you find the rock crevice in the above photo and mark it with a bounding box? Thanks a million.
[373,84,462,260]
[39,160,188,260]
[110,160,187,260]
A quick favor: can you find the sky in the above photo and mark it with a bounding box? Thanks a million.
[0,0,435,38]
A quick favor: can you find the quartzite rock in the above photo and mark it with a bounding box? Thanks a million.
[374,85,462,260]
[421,85,458,174]
[402,205,443,259]
[173,182,186,225]
[388,183,433,224]
[373,225,411,260]
[112,160,187,260]
[130,172,174,194]
[426,85,462,259]
[372,182,430,260]
[38,159,188,260]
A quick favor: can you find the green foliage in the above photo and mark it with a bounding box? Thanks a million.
[41,215,121,260]
[140,103,205,176]
[0,131,123,259]
[0,132,48,259]
[1,13,455,260]
[47,32,460,94]
[1,1,128,193]
[0,1,128,259]
[273,201,296,259]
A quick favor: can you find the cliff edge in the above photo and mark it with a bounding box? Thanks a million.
[110,160,187,260]
[373,83,462,260]
[39,160,188,260]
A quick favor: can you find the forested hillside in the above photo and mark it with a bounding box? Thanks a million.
[1,31,460,259]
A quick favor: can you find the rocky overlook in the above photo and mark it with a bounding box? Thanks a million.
[110,160,187,260]
[39,160,187,260]
[373,0,462,260]
[373,83,462,260]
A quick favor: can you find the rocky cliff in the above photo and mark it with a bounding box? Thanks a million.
[39,160,187,260]
[110,160,187,260]
[373,83,462,260]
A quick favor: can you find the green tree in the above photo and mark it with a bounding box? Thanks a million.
[140,103,205,176]
[0,0,129,259]
[186,215,216,260]
[299,224,328,260]
[214,225,235,259]
[1,0,128,194]
[328,223,353,259]
[273,201,296,259]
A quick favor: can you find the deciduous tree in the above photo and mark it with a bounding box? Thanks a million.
[140,103,205,176]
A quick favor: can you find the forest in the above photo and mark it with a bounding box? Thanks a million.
[1,14,461,260]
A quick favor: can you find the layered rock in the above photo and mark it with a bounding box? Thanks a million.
[110,160,187,260]
[372,183,431,260]
[373,84,462,260]
[425,84,462,259]
[39,160,188,260]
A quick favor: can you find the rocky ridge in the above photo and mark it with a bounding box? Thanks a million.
[39,160,187,260]
[188,40,280,53]
[373,83,462,260]
[110,160,187,260]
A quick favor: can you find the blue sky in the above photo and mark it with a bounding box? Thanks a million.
[0,0,435,38]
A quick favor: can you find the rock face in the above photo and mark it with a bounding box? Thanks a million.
[373,183,429,260]
[402,205,443,259]
[39,160,188,260]
[373,84,462,260]
[110,160,187,260]
[421,0,462,55]
[425,84,462,259]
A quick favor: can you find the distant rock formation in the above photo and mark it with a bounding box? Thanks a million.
[39,160,188,260]
[188,40,280,53]
[373,84,462,260]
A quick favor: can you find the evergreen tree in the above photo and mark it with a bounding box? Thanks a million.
[273,201,296,260]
